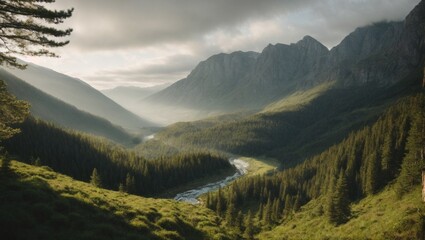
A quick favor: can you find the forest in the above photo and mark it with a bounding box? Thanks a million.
[3,118,232,196]
[205,93,425,235]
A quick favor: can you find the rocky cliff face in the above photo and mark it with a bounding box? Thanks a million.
[148,51,259,109]
[148,0,425,111]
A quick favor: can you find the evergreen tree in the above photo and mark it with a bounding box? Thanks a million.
[326,178,338,223]
[0,0,73,68]
[90,168,102,187]
[381,132,395,181]
[396,103,425,196]
[263,197,273,225]
[0,80,29,142]
[283,195,292,217]
[0,151,11,175]
[126,173,136,194]
[235,210,244,232]
[328,171,351,225]
[118,183,125,192]
[257,203,264,220]
[365,152,381,195]
[243,210,254,240]
[272,199,281,222]
[225,203,236,226]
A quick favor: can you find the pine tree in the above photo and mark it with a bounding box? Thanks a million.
[0,0,73,68]
[272,199,281,222]
[0,81,29,142]
[118,183,125,192]
[243,210,254,240]
[225,203,236,226]
[0,151,11,175]
[235,210,244,232]
[126,173,136,194]
[396,102,425,196]
[326,178,338,223]
[365,152,381,195]
[216,188,223,216]
[257,203,264,220]
[90,168,102,187]
[381,132,395,182]
[283,195,292,217]
[328,171,351,225]
[263,197,273,225]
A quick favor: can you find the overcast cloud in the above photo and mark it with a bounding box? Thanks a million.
[22,0,420,89]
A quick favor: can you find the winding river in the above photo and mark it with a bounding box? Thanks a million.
[174,158,249,204]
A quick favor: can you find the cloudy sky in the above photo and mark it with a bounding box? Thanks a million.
[21,0,420,90]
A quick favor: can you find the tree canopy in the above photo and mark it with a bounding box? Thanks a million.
[0,80,28,142]
[0,0,73,69]
[0,0,72,144]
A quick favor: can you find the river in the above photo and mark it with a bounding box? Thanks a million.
[174,158,249,204]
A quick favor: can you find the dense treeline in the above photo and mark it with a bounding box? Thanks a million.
[156,84,410,164]
[206,94,425,227]
[4,118,232,196]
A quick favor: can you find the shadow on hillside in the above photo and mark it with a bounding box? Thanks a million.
[0,161,207,240]
[270,69,424,167]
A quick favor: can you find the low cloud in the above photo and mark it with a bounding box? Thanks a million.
[33,0,421,89]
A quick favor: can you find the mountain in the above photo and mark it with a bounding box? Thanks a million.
[101,84,170,110]
[2,62,154,131]
[0,69,136,145]
[148,9,423,112]
[147,51,260,110]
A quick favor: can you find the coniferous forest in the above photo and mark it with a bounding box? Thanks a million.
[3,118,231,196]
[206,94,425,228]
[1,0,425,240]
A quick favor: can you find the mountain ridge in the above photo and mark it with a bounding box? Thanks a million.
[147,11,421,113]
[2,61,155,131]
[0,69,136,145]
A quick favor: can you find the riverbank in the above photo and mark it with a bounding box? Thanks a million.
[174,158,250,204]
[156,166,235,199]
[173,157,280,204]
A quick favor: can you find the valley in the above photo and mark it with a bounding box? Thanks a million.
[175,158,250,204]
[1,1,425,240]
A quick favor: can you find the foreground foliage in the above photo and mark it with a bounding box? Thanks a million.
[0,160,234,240]
[259,186,424,240]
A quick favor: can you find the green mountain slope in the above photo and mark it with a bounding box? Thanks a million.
[0,160,233,240]
[203,91,424,239]
[2,61,154,131]
[258,186,424,240]
[151,67,421,165]
[0,69,136,145]
[3,118,232,197]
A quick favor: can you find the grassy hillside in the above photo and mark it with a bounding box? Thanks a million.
[2,62,154,131]
[153,69,421,165]
[259,186,424,240]
[0,160,234,240]
[4,118,233,197]
[0,70,137,146]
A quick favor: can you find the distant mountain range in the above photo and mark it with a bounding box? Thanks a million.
[147,8,424,112]
[0,69,137,145]
[3,62,154,131]
[101,84,170,110]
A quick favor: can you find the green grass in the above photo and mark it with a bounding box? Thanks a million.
[239,156,280,176]
[258,185,424,240]
[0,160,235,240]
[261,82,335,113]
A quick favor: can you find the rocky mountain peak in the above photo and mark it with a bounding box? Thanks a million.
[295,35,329,54]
